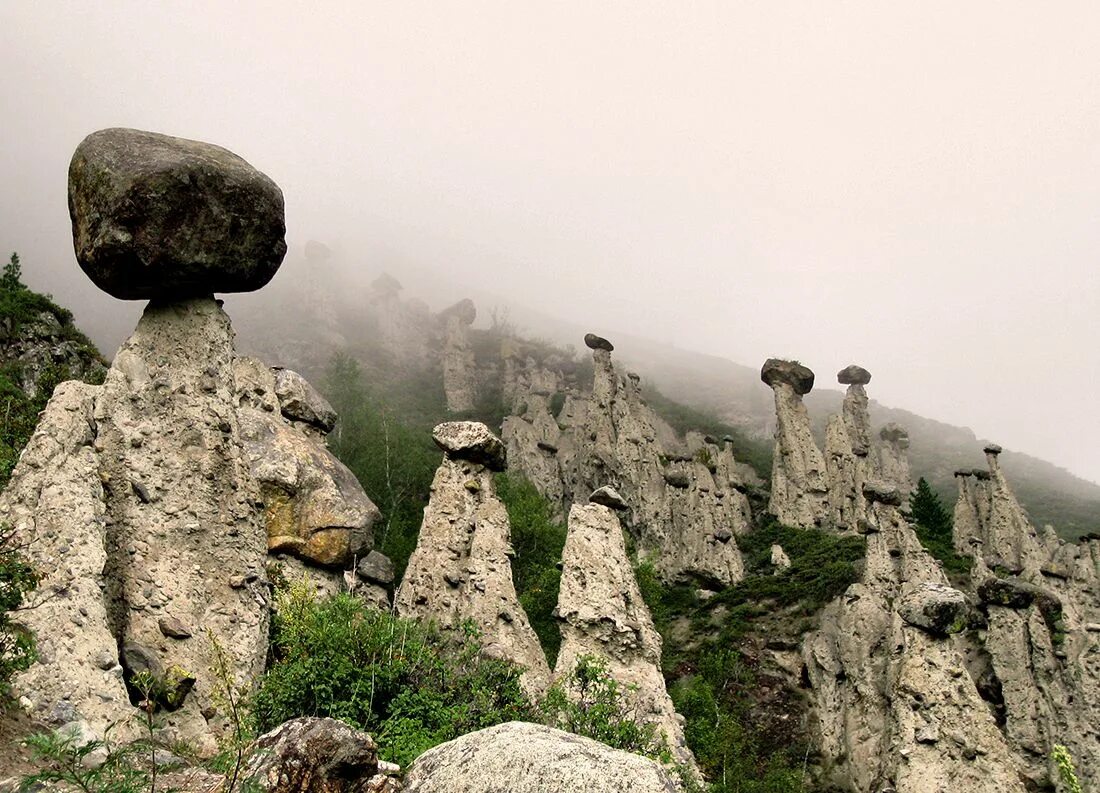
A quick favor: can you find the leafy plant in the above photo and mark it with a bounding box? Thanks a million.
[1052,744,1082,793]
[541,655,669,762]
[909,477,971,576]
[494,473,568,665]
[251,582,532,767]
[0,522,38,694]
[19,726,149,793]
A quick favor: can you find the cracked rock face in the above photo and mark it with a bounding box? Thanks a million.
[553,503,698,775]
[394,424,550,697]
[68,128,286,300]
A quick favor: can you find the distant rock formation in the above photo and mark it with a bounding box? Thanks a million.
[0,129,386,755]
[394,422,550,697]
[439,299,478,413]
[877,423,913,502]
[825,365,874,531]
[761,359,828,527]
[951,445,1100,786]
[502,334,749,585]
[553,502,698,775]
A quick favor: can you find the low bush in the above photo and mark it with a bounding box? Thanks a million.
[251,583,533,768]
[0,522,38,695]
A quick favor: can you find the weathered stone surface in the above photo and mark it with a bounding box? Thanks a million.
[763,359,828,527]
[861,480,901,506]
[439,299,478,413]
[243,717,397,793]
[770,544,791,571]
[553,504,697,774]
[897,582,969,636]
[402,721,682,793]
[432,421,506,471]
[876,422,913,501]
[583,332,614,351]
[836,364,871,385]
[68,128,286,300]
[395,450,550,696]
[274,368,337,432]
[760,358,814,395]
[590,485,627,510]
[356,550,395,586]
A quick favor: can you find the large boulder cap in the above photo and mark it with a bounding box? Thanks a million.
[837,364,871,385]
[760,358,815,395]
[583,332,614,352]
[68,128,287,300]
[432,421,507,471]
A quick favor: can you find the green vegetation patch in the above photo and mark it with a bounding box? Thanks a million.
[908,477,972,578]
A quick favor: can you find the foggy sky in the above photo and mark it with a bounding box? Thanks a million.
[2,2,1099,483]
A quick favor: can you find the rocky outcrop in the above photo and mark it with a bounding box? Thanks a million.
[439,299,478,413]
[402,721,683,793]
[0,302,106,398]
[394,422,550,697]
[824,366,877,532]
[503,335,748,585]
[877,423,913,502]
[0,130,384,756]
[553,503,697,774]
[803,497,1028,793]
[761,359,828,527]
[243,717,399,793]
[68,128,286,300]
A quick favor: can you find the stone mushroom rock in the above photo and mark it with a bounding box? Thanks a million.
[402,722,683,793]
[760,358,815,395]
[553,503,698,775]
[877,422,913,501]
[439,299,478,413]
[68,128,286,300]
[273,368,338,433]
[243,717,398,793]
[395,424,550,697]
[761,359,828,527]
[836,364,871,385]
[432,421,506,471]
[583,332,615,351]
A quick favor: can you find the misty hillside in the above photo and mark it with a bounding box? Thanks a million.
[224,250,1100,541]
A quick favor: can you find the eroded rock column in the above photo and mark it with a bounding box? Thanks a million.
[439,299,478,413]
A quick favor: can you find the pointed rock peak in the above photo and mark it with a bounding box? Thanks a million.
[760,358,814,395]
[439,298,477,325]
[68,128,286,301]
[984,443,1003,456]
[589,485,627,510]
[432,421,506,471]
[370,272,403,294]
[879,422,909,445]
[837,364,871,385]
[583,332,614,352]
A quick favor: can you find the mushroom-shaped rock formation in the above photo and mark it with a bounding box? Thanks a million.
[877,422,913,501]
[432,420,507,471]
[68,128,286,300]
[395,422,550,696]
[836,364,872,385]
[583,332,615,351]
[553,503,698,775]
[761,359,828,527]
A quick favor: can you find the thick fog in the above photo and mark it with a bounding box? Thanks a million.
[1,3,1098,483]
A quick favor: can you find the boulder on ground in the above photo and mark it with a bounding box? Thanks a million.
[402,721,683,793]
[243,717,398,793]
[432,421,506,471]
[68,128,286,300]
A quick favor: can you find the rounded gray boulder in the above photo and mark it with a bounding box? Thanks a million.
[836,364,871,385]
[760,358,815,395]
[68,128,287,300]
[432,421,507,471]
[584,332,615,351]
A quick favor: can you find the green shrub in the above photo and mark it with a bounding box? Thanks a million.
[0,523,38,695]
[541,654,670,763]
[252,583,532,767]
[494,473,568,665]
[1052,744,1082,793]
[20,727,150,793]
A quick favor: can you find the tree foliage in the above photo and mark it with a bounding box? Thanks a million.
[909,477,971,576]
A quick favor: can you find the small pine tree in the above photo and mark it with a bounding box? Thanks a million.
[909,477,952,545]
[1,252,22,290]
